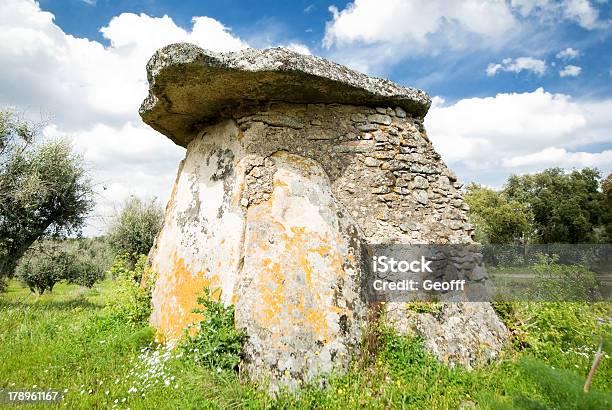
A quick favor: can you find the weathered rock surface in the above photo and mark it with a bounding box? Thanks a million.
[386,303,508,369]
[142,43,506,392]
[235,151,367,391]
[140,43,430,147]
[147,117,369,392]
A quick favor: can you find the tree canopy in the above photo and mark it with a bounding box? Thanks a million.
[464,184,532,244]
[504,168,608,243]
[466,168,611,244]
[0,109,94,281]
[107,196,163,267]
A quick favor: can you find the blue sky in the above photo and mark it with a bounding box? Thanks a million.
[39,0,612,100]
[1,0,611,234]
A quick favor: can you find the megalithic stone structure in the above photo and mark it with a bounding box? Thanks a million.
[139,43,507,392]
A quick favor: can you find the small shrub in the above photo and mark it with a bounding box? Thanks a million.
[531,253,601,302]
[126,326,156,351]
[103,254,154,326]
[493,300,611,362]
[180,288,247,371]
[405,300,443,315]
[378,325,433,371]
[65,257,105,288]
[15,239,107,294]
[108,253,147,282]
[16,249,72,294]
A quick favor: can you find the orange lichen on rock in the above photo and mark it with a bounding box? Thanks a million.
[245,189,351,345]
[153,252,221,342]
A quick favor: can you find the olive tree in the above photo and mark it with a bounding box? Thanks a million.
[0,109,93,284]
[107,196,163,268]
[16,239,106,295]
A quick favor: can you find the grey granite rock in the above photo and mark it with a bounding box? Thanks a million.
[140,43,431,147]
[387,302,509,370]
[142,43,506,392]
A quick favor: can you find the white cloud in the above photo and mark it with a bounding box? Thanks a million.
[0,0,250,235]
[101,14,247,53]
[283,43,312,55]
[425,88,612,185]
[556,47,580,59]
[324,0,608,49]
[486,57,547,76]
[501,147,612,168]
[322,0,607,73]
[510,0,552,16]
[42,122,184,234]
[562,0,601,29]
[430,96,447,108]
[320,0,524,73]
[559,64,582,77]
[0,1,248,130]
[323,0,518,49]
[511,0,606,29]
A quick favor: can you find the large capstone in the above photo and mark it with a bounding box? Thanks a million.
[141,43,507,392]
[140,43,430,147]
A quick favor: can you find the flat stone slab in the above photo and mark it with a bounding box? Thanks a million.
[140,43,431,147]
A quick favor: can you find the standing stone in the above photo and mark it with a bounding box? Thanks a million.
[140,43,506,391]
[236,152,367,391]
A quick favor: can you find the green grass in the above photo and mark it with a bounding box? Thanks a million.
[1,279,610,409]
[0,280,268,409]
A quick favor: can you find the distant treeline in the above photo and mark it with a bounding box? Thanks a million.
[465,168,612,244]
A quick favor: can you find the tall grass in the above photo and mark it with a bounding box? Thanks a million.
[1,279,610,409]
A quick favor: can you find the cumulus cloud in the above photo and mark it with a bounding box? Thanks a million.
[500,147,612,168]
[323,0,517,49]
[42,122,185,233]
[556,47,580,59]
[559,64,582,77]
[320,0,526,74]
[425,88,612,186]
[561,0,602,29]
[486,57,547,76]
[322,0,608,73]
[324,0,608,49]
[511,0,606,29]
[101,14,247,53]
[0,0,250,235]
[0,1,248,130]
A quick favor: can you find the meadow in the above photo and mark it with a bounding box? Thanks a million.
[1,273,610,409]
[3,110,610,408]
